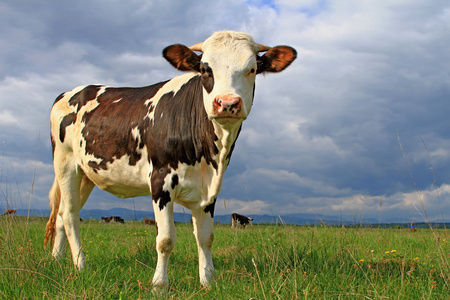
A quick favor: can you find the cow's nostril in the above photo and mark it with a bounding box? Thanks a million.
[214,96,242,115]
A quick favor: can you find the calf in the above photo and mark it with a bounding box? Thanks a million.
[44,31,296,287]
[3,209,16,215]
[231,213,253,229]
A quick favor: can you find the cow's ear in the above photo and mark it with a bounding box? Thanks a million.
[163,44,201,72]
[257,46,297,74]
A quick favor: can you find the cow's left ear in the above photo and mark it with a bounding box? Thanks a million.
[257,46,297,74]
[163,44,201,72]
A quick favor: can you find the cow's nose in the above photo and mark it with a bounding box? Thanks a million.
[214,95,242,115]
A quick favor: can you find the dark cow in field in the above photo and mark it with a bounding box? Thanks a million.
[3,209,16,216]
[101,216,112,223]
[101,216,124,223]
[113,216,125,223]
[231,213,253,229]
[44,31,296,287]
[143,218,157,225]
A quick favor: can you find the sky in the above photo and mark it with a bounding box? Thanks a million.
[1,0,449,223]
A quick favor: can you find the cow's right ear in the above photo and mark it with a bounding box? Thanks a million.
[163,44,201,72]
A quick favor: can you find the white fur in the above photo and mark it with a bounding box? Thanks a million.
[201,32,257,121]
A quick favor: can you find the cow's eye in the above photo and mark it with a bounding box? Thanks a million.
[200,67,206,74]
[249,68,256,75]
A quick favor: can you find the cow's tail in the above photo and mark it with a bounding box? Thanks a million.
[44,179,61,249]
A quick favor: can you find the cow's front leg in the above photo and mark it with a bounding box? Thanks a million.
[152,199,176,287]
[192,200,216,286]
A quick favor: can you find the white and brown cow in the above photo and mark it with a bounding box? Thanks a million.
[44,31,296,287]
[3,209,16,216]
[231,213,253,229]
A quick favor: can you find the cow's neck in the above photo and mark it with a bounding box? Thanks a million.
[213,121,241,153]
[204,121,242,204]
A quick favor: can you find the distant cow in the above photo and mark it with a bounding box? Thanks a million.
[143,218,156,225]
[3,209,16,216]
[101,216,112,223]
[231,213,253,229]
[44,31,296,287]
[112,216,125,223]
[101,216,124,223]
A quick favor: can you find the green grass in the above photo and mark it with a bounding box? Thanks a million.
[1,216,449,299]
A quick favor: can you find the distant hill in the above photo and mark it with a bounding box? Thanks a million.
[8,208,365,225]
[6,208,449,228]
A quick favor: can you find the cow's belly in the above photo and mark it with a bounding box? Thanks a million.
[80,154,152,199]
[79,155,224,207]
[171,160,221,210]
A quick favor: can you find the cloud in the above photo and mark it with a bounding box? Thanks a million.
[0,110,19,126]
[215,198,271,215]
[225,183,450,223]
[1,0,449,222]
[0,154,54,210]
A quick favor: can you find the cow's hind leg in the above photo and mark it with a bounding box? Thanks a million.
[52,204,66,258]
[44,179,61,250]
[55,160,92,269]
[192,203,216,286]
[52,175,94,259]
[152,200,176,287]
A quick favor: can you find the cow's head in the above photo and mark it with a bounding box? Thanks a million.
[163,31,296,127]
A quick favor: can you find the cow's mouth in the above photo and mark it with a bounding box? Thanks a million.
[211,115,245,121]
[210,115,245,125]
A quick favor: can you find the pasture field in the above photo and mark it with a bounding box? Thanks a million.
[0,216,449,299]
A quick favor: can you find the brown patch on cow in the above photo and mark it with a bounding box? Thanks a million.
[171,174,179,189]
[158,237,174,254]
[204,198,216,218]
[147,76,218,171]
[81,82,167,172]
[51,135,56,157]
[52,92,66,106]
[59,113,77,143]
[69,85,102,112]
[226,126,241,162]
[206,233,214,248]
[200,62,214,94]
[151,167,172,210]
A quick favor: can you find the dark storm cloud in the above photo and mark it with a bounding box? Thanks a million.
[1,0,449,222]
